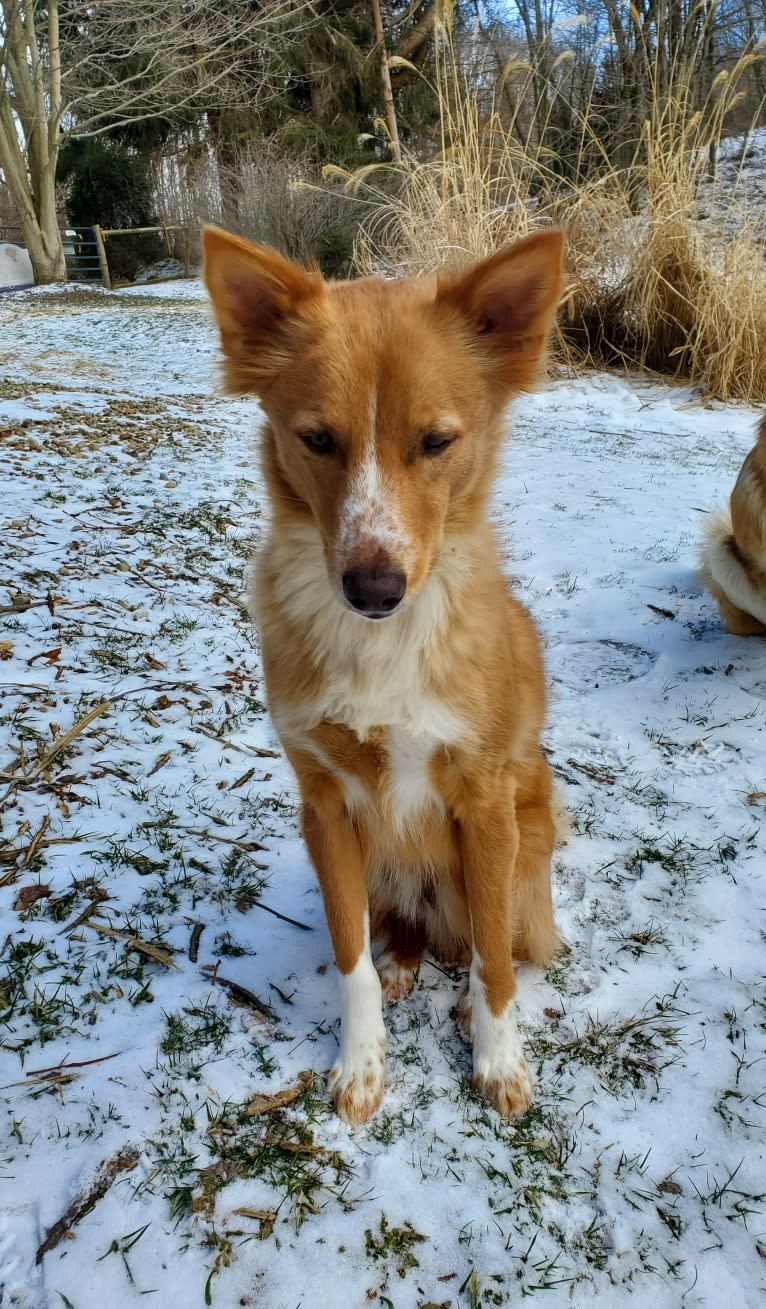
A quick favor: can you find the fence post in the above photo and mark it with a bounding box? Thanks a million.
[93,224,112,290]
[183,225,191,279]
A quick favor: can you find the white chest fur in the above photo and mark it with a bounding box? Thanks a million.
[384,722,445,831]
[264,522,471,823]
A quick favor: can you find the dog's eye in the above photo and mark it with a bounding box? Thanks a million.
[420,431,454,455]
[300,428,335,455]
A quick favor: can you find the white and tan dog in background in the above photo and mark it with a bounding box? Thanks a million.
[701,415,766,636]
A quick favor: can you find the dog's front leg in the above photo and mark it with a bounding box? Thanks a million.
[458,773,534,1119]
[301,777,385,1125]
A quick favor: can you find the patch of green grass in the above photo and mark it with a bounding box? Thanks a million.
[161,1002,232,1065]
[531,992,684,1095]
[365,1215,428,1279]
[147,1090,354,1237]
[611,919,670,959]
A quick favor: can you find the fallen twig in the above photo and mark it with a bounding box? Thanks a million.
[180,826,268,853]
[36,1147,140,1264]
[189,921,204,962]
[202,964,275,1022]
[84,920,180,970]
[249,900,312,933]
[25,1051,122,1078]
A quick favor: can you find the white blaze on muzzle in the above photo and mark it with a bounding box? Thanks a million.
[335,432,412,577]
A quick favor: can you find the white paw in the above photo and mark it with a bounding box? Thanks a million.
[468,958,534,1119]
[331,940,386,1125]
[376,951,416,1005]
[473,1037,534,1119]
[328,1037,385,1125]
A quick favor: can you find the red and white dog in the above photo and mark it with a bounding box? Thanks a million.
[204,226,564,1124]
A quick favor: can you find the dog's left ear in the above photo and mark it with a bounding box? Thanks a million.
[203,225,324,394]
[436,230,564,392]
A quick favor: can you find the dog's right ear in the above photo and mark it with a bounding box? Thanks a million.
[203,226,324,394]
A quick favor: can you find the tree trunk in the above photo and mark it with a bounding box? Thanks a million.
[22,219,67,284]
[370,0,401,163]
[0,144,66,283]
[0,0,66,283]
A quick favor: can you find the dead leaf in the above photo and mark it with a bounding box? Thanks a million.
[0,640,13,660]
[15,884,51,911]
[272,1140,322,1156]
[246,1071,313,1117]
[198,1159,238,1187]
[148,750,173,776]
[746,791,766,805]
[657,1175,683,1195]
[144,653,167,670]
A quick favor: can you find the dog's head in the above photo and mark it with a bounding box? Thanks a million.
[204,227,563,620]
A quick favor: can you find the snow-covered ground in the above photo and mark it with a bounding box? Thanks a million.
[0,281,764,1309]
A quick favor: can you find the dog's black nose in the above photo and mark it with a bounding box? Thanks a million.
[342,565,406,616]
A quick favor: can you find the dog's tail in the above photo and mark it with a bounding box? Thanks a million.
[699,507,766,632]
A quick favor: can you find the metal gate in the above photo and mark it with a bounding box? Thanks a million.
[0,226,104,285]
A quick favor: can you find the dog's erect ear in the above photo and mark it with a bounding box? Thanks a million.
[203,226,324,394]
[436,230,564,393]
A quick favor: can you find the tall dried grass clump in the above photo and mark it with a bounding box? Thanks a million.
[343,12,766,402]
[566,75,766,401]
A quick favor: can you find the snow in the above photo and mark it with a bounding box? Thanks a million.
[1,282,764,1309]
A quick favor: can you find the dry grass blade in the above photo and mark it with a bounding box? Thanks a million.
[61,888,109,935]
[193,722,279,758]
[231,1206,278,1222]
[245,1071,313,1117]
[5,1070,81,1091]
[20,815,51,868]
[85,919,181,969]
[1,701,111,788]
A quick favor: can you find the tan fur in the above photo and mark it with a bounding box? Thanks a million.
[700,416,766,636]
[203,225,564,1124]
